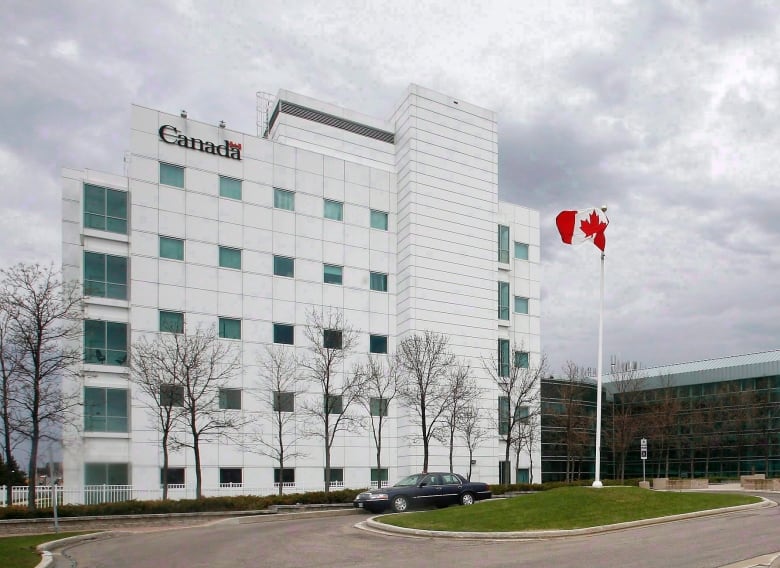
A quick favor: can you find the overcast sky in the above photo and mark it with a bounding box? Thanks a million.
[2,0,779,375]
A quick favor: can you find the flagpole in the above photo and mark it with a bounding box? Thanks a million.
[592,206,607,488]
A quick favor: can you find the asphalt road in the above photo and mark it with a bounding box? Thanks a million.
[56,493,780,568]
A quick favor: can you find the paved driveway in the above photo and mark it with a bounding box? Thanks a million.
[57,493,780,568]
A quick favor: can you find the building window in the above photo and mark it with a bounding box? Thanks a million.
[219,468,242,486]
[323,264,343,285]
[84,320,128,366]
[325,394,343,414]
[498,396,510,436]
[219,388,242,410]
[370,209,388,230]
[498,225,510,263]
[84,387,128,433]
[274,188,295,210]
[324,329,342,350]
[499,460,511,485]
[160,468,185,486]
[84,463,129,486]
[160,384,184,407]
[83,184,127,234]
[370,272,388,292]
[218,317,241,340]
[159,311,184,334]
[273,255,295,278]
[371,468,389,486]
[159,236,184,260]
[273,323,294,345]
[84,252,127,300]
[498,339,510,378]
[498,282,510,320]
[370,397,389,417]
[273,391,295,412]
[324,468,344,484]
[274,468,295,484]
[514,350,530,369]
[160,162,184,188]
[324,199,343,221]
[219,246,242,270]
[219,176,242,200]
[369,334,388,354]
[514,242,529,260]
[514,296,529,314]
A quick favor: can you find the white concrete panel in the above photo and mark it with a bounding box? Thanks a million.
[159,260,186,287]
[130,156,159,184]
[186,287,219,314]
[242,272,272,298]
[218,222,243,248]
[219,198,243,226]
[186,215,218,243]
[159,284,186,311]
[344,182,370,208]
[158,211,186,238]
[243,158,273,188]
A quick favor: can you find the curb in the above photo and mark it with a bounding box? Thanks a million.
[361,497,775,540]
[35,532,112,568]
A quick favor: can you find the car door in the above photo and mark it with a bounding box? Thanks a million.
[412,474,442,507]
[440,474,462,505]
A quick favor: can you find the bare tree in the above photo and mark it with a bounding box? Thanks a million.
[485,343,545,485]
[396,331,455,472]
[251,344,307,495]
[607,359,646,482]
[0,264,81,510]
[457,404,489,481]
[514,410,541,483]
[0,309,23,505]
[357,354,398,487]
[299,308,365,493]
[433,359,479,473]
[134,326,242,498]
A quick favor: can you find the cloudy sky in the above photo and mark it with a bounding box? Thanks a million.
[2,0,779,375]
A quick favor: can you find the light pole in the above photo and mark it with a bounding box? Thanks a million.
[592,205,607,489]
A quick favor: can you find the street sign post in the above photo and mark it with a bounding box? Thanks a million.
[640,438,648,483]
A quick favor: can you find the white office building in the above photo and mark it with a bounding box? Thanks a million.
[61,84,541,496]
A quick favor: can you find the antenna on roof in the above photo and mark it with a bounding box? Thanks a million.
[256,91,276,138]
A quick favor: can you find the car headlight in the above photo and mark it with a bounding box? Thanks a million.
[370,493,388,500]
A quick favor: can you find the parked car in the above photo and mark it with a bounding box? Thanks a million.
[353,472,491,513]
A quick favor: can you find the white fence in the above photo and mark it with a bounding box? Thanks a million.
[0,482,368,507]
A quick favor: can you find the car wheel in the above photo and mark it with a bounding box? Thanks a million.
[460,492,475,506]
[392,495,409,513]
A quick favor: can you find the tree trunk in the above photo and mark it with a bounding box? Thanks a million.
[504,440,511,486]
[324,443,331,495]
[161,431,170,500]
[448,428,454,473]
[193,434,203,499]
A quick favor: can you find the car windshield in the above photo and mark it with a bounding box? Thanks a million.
[393,474,424,487]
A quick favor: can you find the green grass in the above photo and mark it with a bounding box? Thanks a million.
[379,487,760,532]
[0,532,92,568]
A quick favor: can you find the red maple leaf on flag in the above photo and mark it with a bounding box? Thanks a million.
[580,210,607,238]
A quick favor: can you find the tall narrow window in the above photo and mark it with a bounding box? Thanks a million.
[219,246,242,269]
[84,184,128,234]
[498,396,510,436]
[159,236,184,260]
[514,242,529,260]
[370,209,388,230]
[274,188,295,210]
[498,339,510,378]
[273,256,295,277]
[84,252,128,300]
[219,317,241,340]
[514,296,529,314]
[498,225,510,263]
[159,311,184,334]
[84,320,128,366]
[84,387,128,433]
[160,162,184,188]
[323,264,343,285]
[370,272,388,292]
[323,199,343,221]
[219,176,242,200]
[498,282,510,320]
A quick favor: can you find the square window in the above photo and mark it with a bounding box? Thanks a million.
[323,264,343,285]
[159,236,184,260]
[273,323,294,345]
[219,468,242,485]
[514,296,529,314]
[219,317,241,340]
[324,329,342,350]
[84,320,128,366]
[84,252,128,300]
[369,334,388,354]
[498,282,510,320]
[514,351,530,369]
[161,467,185,486]
[324,468,344,482]
[323,199,343,221]
[219,246,242,270]
[160,384,184,407]
[498,225,510,263]
[498,339,510,378]
[84,463,129,487]
[370,468,388,483]
[160,162,184,188]
[274,188,295,210]
[84,387,128,432]
[159,311,184,334]
[219,388,242,410]
[324,394,343,414]
[370,209,388,230]
[273,391,295,412]
[219,176,242,200]
[514,242,529,260]
[274,468,295,484]
[370,272,388,292]
[370,397,389,417]
[273,256,295,278]
[84,184,128,234]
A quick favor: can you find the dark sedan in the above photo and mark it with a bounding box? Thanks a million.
[353,472,491,513]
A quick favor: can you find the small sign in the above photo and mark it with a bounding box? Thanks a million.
[641,438,647,449]
[641,449,648,460]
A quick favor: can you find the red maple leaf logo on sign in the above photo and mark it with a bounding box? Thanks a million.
[580,210,607,238]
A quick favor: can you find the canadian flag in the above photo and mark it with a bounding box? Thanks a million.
[556,208,609,251]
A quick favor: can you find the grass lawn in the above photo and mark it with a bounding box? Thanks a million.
[0,532,92,568]
[379,487,760,532]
